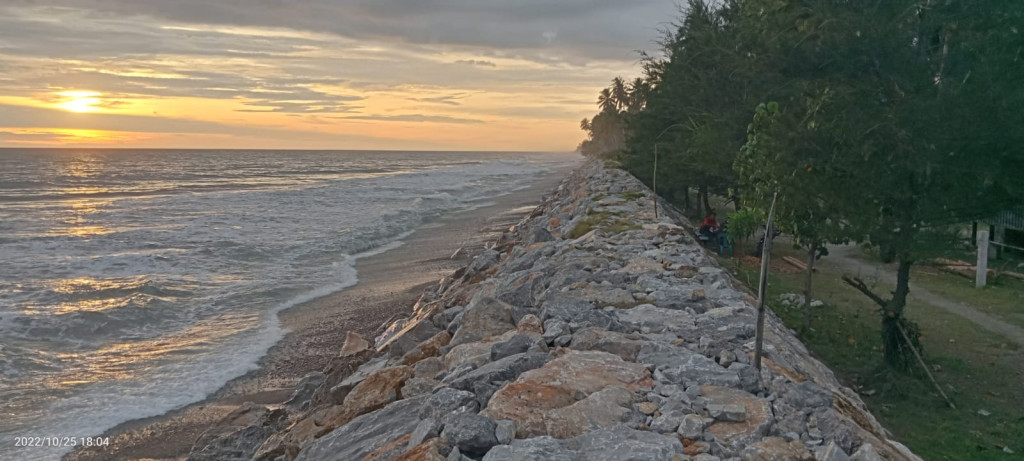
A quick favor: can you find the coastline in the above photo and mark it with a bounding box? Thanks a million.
[64,163,577,461]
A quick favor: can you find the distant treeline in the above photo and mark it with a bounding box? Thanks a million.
[579,0,1024,368]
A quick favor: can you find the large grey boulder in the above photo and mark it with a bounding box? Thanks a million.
[295,395,427,461]
[566,425,685,461]
[442,413,499,456]
[443,352,551,392]
[419,387,479,420]
[187,404,288,461]
[482,436,575,461]
[450,297,517,347]
[639,343,740,387]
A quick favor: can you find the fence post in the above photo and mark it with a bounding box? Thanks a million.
[976,230,989,288]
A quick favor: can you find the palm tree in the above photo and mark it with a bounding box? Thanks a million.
[580,118,592,132]
[597,88,617,113]
[627,78,649,112]
[611,77,628,111]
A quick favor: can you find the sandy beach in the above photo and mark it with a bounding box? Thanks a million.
[65,162,576,461]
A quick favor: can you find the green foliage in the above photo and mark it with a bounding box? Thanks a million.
[726,209,764,242]
[579,0,1024,370]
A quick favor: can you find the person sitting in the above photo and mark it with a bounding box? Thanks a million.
[698,211,719,242]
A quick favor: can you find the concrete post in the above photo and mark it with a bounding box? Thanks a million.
[976,230,989,288]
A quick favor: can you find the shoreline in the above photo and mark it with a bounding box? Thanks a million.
[64,163,577,461]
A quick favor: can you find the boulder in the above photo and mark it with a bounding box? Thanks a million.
[441,413,499,457]
[490,334,535,361]
[284,372,325,412]
[396,438,447,461]
[450,297,517,347]
[401,331,453,366]
[443,352,551,393]
[569,327,643,361]
[414,357,445,379]
[402,377,441,398]
[739,437,813,461]
[677,414,707,440]
[702,386,773,455]
[566,425,685,461]
[340,331,371,357]
[343,366,414,417]
[188,403,288,461]
[494,420,516,445]
[543,386,641,438]
[483,351,652,438]
[482,436,575,461]
[516,314,544,335]
[640,343,741,388]
[615,304,697,335]
[295,395,427,461]
[418,387,479,420]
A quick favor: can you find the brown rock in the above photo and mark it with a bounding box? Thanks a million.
[483,350,652,438]
[517,350,653,395]
[517,314,544,335]
[684,441,710,456]
[393,437,446,461]
[449,297,517,346]
[482,381,576,437]
[362,433,413,461]
[621,258,664,275]
[543,386,639,438]
[637,401,658,415]
[344,366,414,416]
[400,331,452,366]
[340,331,370,357]
[740,436,813,461]
[702,386,773,450]
[569,327,643,361]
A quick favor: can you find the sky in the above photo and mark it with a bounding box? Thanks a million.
[0,1,680,151]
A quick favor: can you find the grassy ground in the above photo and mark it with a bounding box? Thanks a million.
[714,241,1024,460]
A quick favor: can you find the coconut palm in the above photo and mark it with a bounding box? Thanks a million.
[611,77,629,111]
[627,78,650,112]
[597,88,617,113]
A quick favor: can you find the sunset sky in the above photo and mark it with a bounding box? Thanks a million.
[0,1,678,151]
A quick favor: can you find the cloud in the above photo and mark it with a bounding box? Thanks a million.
[454,59,497,68]
[409,93,470,106]
[339,114,484,124]
[1,1,677,61]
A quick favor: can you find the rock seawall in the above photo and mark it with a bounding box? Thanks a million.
[191,161,920,461]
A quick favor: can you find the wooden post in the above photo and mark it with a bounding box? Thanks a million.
[754,193,778,370]
[653,144,659,219]
[976,230,989,288]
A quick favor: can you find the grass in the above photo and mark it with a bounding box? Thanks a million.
[568,210,615,239]
[717,243,1024,460]
[621,190,645,201]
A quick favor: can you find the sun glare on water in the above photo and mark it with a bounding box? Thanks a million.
[57,91,103,113]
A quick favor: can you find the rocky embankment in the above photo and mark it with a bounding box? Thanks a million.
[187,161,920,461]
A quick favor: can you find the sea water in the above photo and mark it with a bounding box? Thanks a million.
[0,149,576,460]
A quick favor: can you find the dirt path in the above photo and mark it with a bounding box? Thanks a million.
[819,244,1024,348]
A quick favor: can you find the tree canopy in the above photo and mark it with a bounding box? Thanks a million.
[579,0,1024,368]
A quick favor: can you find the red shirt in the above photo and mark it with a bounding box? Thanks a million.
[702,216,718,228]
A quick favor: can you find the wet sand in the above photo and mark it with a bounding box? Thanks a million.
[65,163,576,461]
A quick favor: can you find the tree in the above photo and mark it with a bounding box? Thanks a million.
[611,77,629,111]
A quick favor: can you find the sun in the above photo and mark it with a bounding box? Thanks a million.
[57,91,103,113]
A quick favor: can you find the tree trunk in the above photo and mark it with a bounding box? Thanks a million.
[802,241,817,331]
[701,185,712,213]
[682,185,690,211]
[883,256,915,369]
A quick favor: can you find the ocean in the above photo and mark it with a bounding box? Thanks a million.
[0,149,577,460]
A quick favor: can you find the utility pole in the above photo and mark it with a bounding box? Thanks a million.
[754,193,778,370]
